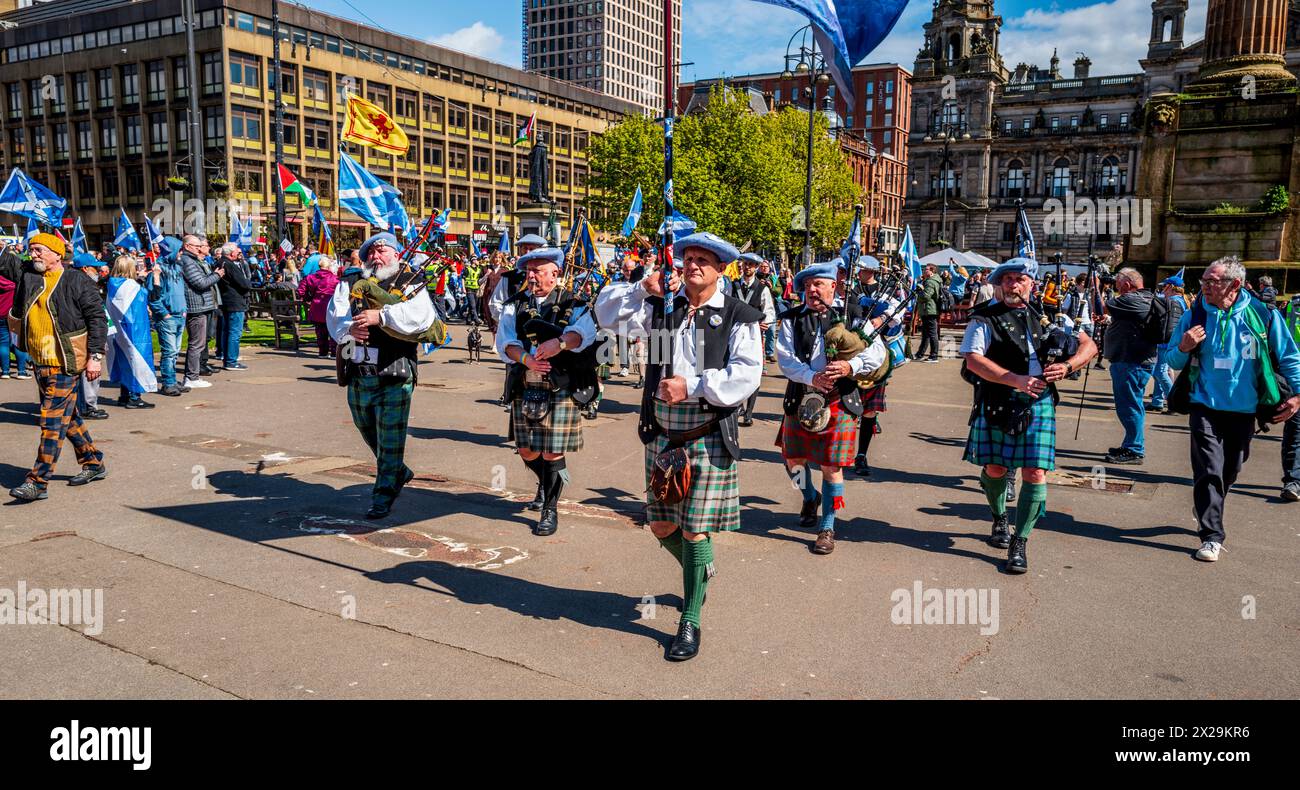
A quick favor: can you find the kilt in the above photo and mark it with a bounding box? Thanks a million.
[963,393,1056,471]
[775,393,859,468]
[644,400,740,533]
[860,383,887,413]
[509,389,584,453]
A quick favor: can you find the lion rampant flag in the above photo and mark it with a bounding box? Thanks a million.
[342,93,409,155]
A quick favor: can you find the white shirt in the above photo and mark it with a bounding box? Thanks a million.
[495,291,598,363]
[594,279,762,408]
[960,304,1057,377]
[325,277,438,361]
[488,273,513,321]
[775,306,887,386]
[733,276,777,324]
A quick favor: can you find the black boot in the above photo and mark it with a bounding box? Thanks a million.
[527,482,544,511]
[798,491,822,529]
[989,513,1011,549]
[667,620,700,661]
[536,458,565,536]
[1005,478,1017,502]
[522,456,546,512]
[1006,536,1028,574]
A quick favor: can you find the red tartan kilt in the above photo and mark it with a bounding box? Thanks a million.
[860,383,887,413]
[775,394,860,468]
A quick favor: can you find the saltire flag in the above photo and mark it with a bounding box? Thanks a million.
[899,224,922,288]
[24,216,38,242]
[338,151,393,230]
[114,209,142,250]
[498,228,511,255]
[230,217,254,251]
[620,185,643,238]
[749,1,911,110]
[71,218,88,255]
[0,167,68,225]
[514,110,536,146]
[469,234,483,259]
[1014,202,1036,260]
[655,210,696,237]
[143,213,165,249]
[105,275,159,395]
[431,207,451,231]
[840,209,861,269]
[310,202,333,256]
[277,163,316,206]
[381,182,414,239]
[342,93,409,155]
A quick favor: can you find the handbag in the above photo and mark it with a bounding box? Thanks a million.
[649,418,720,506]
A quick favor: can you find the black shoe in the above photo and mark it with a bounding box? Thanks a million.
[667,620,700,661]
[1006,536,1028,574]
[632,379,643,390]
[159,385,185,397]
[365,501,392,520]
[535,461,564,534]
[1106,446,1123,456]
[80,408,109,420]
[200,366,217,376]
[122,397,155,409]
[738,415,754,427]
[1005,479,1016,502]
[535,508,558,536]
[798,492,822,529]
[9,481,47,501]
[394,466,416,498]
[1105,448,1144,465]
[68,463,107,487]
[989,513,1011,549]
[853,454,871,477]
[526,482,544,511]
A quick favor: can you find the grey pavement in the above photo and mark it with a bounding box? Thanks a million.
[1,330,1297,699]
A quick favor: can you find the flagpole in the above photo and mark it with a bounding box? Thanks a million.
[660,0,675,383]
[272,0,287,247]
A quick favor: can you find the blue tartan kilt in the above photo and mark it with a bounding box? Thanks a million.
[963,393,1057,471]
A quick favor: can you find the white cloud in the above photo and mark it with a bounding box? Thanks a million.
[429,21,513,65]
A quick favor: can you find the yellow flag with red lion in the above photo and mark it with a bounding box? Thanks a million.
[342,93,409,155]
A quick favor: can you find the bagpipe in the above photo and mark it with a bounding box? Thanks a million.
[346,216,449,347]
[823,267,917,390]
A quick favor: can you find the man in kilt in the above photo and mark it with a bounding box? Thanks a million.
[327,232,439,520]
[845,255,900,478]
[960,258,1097,573]
[776,261,888,555]
[496,247,598,536]
[731,252,777,426]
[487,233,547,329]
[595,232,763,661]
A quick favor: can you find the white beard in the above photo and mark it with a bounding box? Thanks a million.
[365,260,402,282]
[31,259,47,273]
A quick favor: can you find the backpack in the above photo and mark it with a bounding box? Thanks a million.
[938,286,956,313]
[1140,291,1172,344]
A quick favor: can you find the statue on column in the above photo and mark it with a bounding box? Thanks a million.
[528,135,551,204]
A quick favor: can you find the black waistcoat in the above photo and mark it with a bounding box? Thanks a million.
[341,268,421,382]
[778,304,865,417]
[732,278,767,313]
[964,301,1057,405]
[637,293,764,460]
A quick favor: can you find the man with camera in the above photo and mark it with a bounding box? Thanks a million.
[960,258,1097,573]
[1097,269,1164,465]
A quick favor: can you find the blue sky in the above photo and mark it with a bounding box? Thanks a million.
[307,0,1207,81]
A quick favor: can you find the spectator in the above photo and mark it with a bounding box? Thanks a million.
[215,243,252,371]
[106,255,156,410]
[149,237,189,397]
[1098,268,1160,464]
[1258,276,1278,310]
[975,270,996,307]
[1282,292,1300,502]
[915,263,943,362]
[297,255,339,358]
[179,235,222,389]
[1166,257,1300,560]
[1041,273,1061,320]
[0,269,33,380]
[1149,275,1188,413]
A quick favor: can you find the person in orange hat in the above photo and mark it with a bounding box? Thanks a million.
[0,232,109,501]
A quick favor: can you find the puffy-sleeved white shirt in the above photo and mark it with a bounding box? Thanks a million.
[325,276,437,361]
[594,279,762,408]
[495,291,598,363]
[776,306,887,387]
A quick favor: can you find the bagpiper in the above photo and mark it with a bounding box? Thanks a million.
[495,247,599,536]
[730,252,777,427]
[959,258,1097,572]
[487,233,547,326]
[594,232,763,661]
[775,261,888,555]
[845,255,901,477]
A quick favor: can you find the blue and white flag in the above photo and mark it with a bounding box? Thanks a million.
[498,228,511,255]
[749,1,910,110]
[229,216,253,250]
[71,218,87,255]
[24,216,38,242]
[431,207,451,230]
[1015,202,1036,260]
[143,213,165,249]
[469,234,483,259]
[840,209,861,267]
[114,209,142,250]
[337,151,392,230]
[656,210,696,237]
[380,182,414,238]
[0,167,68,225]
[105,276,159,394]
[620,185,643,238]
[899,224,922,287]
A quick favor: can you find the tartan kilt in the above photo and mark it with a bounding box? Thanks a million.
[509,389,584,453]
[963,393,1056,471]
[775,394,859,468]
[644,400,740,533]
[860,383,887,413]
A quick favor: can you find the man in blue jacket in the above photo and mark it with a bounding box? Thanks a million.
[1166,257,1300,561]
[148,237,189,396]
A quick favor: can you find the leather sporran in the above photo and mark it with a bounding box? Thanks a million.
[798,392,831,433]
[522,387,552,423]
[650,447,692,506]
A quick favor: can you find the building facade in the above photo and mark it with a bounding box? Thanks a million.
[0,0,639,247]
[523,0,680,118]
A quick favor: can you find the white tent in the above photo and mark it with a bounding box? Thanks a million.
[962,251,1000,268]
[919,248,981,270]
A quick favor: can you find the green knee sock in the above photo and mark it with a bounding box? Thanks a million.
[980,470,1009,517]
[657,531,684,566]
[1015,482,1048,538]
[681,536,714,627]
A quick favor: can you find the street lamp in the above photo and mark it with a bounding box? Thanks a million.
[923,120,971,249]
[783,24,832,270]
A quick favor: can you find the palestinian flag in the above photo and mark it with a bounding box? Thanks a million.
[277,164,316,206]
[514,111,536,146]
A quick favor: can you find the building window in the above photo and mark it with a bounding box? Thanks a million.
[96,68,114,108]
[79,170,96,203]
[50,78,66,113]
[229,52,260,89]
[304,120,330,151]
[270,69,296,97]
[1003,119,1012,133]
[76,121,92,158]
[1022,117,1031,130]
[203,106,225,147]
[1099,113,1108,127]
[174,111,189,151]
[73,73,89,111]
[1050,158,1072,197]
[886,80,894,94]
[147,60,166,102]
[202,52,223,95]
[1003,159,1026,197]
[150,112,168,152]
[1070,115,1079,129]
[101,167,119,200]
[121,64,139,105]
[173,57,190,98]
[423,141,443,168]
[98,118,116,156]
[230,106,262,142]
[6,83,21,119]
[395,89,417,118]
[1051,116,1060,130]
[28,80,43,116]
[1119,112,1129,126]
[1100,156,1123,195]
[53,123,68,159]
[124,115,141,154]
[233,164,263,193]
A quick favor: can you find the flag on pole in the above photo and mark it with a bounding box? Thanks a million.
[311,202,333,256]
[71,218,87,255]
[114,209,142,250]
[1015,202,1037,260]
[230,216,254,251]
[105,276,159,394]
[899,225,922,287]
[498,229,511,255]
[342,93,409,155]
[469,234,483,259]
[620,185,643,238]
[143,213,165,249]
[381,182,414,238]
[514,110,536,146]
[0,167,68,225]
[337,151,393,230]
[749,1,910,110]
[840,209,861,267]
[277,163,316,206]
[655,210,696,237]
[24,216,39,242]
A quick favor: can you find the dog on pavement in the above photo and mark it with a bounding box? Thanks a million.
[467,323,483,363]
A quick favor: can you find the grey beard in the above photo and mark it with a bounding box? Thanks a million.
[365,260,401,282]
[31,259,47,273]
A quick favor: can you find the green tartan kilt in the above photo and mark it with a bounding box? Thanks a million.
[509,389,584,453]
[644,400,740,533]
[963,393,1057,471]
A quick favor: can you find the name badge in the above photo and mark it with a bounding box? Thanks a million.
[1213,356,1233,370]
